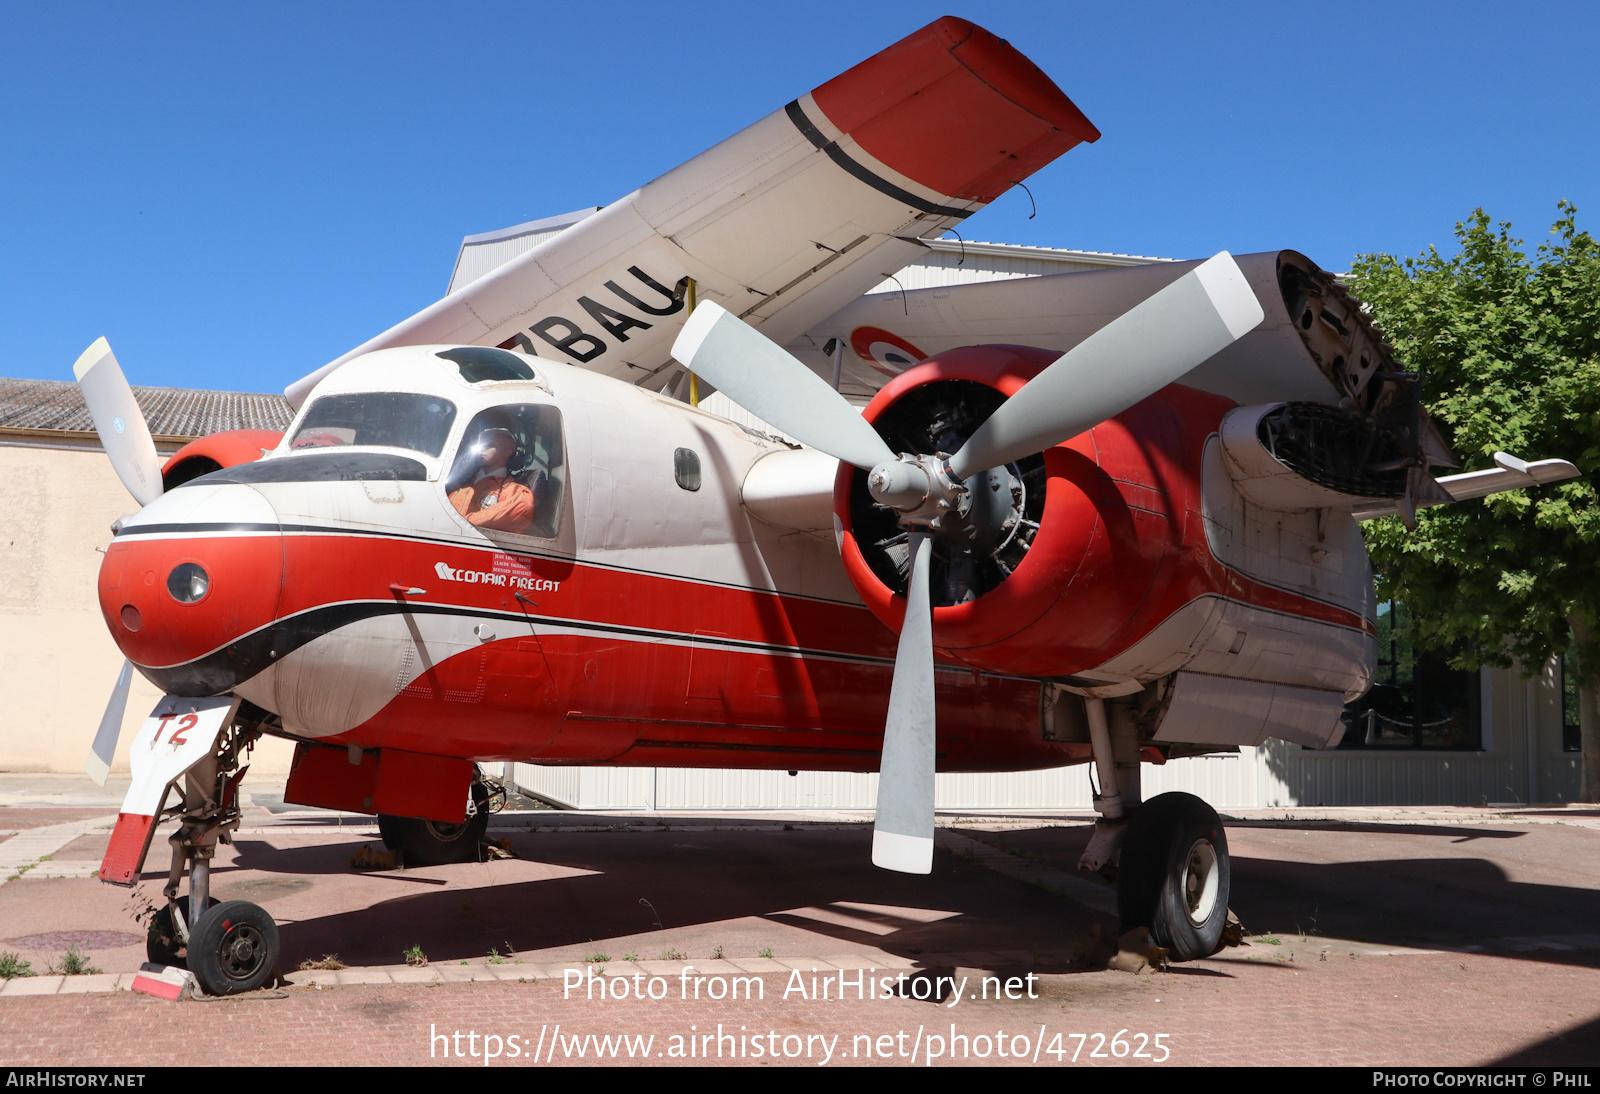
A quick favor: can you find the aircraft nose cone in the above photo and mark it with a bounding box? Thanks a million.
[98,482,284,696]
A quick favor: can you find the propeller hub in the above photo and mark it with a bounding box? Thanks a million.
[867,454,968,528]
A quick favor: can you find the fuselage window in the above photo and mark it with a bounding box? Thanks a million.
[289,393,457,457]
[674,447,702,492]
[446,404,565,538]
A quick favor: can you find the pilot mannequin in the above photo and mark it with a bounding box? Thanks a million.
[449,427,535,533]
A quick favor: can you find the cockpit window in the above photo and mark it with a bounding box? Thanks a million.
[290,393,457,456]
[445,404,565,538]
[435,347,537,384]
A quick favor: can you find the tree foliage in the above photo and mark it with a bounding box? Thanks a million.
[1349,203,1600,681]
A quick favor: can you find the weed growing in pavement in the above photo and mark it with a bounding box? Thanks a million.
[659,948,686,961]
[298,954,347,970]
[46,946,101,978]
[621,952,639,962]
[1260,936,1282,946]
[48,946,101,976]
[0,952,34,979]
[710,945,724,960]
[404,945,427,968]
[487,948,507,965]
[757,947,774,959]
[586,953,611,964]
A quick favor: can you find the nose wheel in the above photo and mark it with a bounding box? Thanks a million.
[188,900,280,996]
[148,712,285,995]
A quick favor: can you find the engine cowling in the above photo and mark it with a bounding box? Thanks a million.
[833,344,1234,678]
[160,429,284,489]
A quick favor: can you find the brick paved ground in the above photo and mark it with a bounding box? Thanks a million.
[2,950,1597,1067]
[1,800,1597,1067]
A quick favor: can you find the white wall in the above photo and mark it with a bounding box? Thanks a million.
[0,439,294,775]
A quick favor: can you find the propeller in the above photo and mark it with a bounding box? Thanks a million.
[73,337,163,783]
[673,253,1264,874]
[86,660,134,786]
[73,337,163,506]
[872,532,936,871]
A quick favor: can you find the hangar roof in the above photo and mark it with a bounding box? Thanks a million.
[0,378,292,444]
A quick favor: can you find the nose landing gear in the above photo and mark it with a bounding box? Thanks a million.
[150,714,283,996]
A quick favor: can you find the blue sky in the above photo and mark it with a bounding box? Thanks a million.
[4,1,1597,393]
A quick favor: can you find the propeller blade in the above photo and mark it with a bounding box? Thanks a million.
[947,252,1264,481]
[672,302,896,470]
[85,659,134,786]
[871,532,937,874]
[73,337,163,506]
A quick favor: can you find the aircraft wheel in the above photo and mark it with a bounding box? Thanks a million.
[1116,792,1230,961]
[146,895,218,968]
[188,900,279,996]
[377,809,488,866]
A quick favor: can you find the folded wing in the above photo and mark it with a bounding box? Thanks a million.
[286,17,1098,406]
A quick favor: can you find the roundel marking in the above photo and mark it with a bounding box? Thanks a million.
[113,417,126,434]
[849,326,928,378]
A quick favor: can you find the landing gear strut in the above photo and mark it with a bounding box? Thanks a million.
[1074,693,1232,961]
[152,716,281,995]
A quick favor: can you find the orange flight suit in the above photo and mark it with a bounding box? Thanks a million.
[449,475,535,534]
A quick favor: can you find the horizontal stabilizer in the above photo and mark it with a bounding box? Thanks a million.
[1353,453,1581,521]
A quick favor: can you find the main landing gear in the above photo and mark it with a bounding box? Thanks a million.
[1075,695,1231,961]
[377,772,503,866]
[151,717,281,996]
[1118,792,1229,960]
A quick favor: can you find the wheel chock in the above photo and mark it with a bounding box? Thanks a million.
[131,962,196,1002]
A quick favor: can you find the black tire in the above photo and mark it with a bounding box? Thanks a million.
[146,895,219,968]
[188,900,279,996]
[377,802,488,866]
[1116,792,1230,961]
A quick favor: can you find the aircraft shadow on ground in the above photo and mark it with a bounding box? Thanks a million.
[1222,820,1529,842]
[140,814,1600,975]
[1492,1004,1600,1066]
[216,819,1105,972]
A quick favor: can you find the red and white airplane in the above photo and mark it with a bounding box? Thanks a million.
[71,16,1575,995]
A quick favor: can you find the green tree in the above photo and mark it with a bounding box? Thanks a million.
[1350,203,1600,801]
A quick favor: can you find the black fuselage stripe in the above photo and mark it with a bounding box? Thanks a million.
[784,101,974,220]
[136,594,1040,698]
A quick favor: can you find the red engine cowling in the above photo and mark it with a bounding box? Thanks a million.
[160,429,284,489]
[833,345,1235,678]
